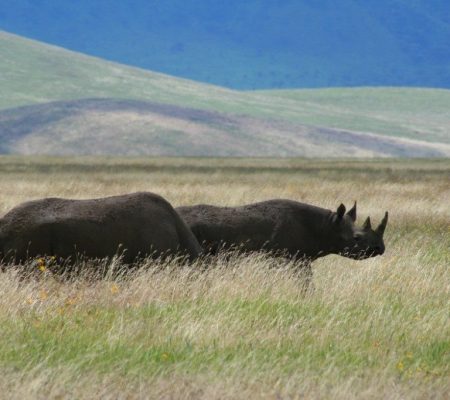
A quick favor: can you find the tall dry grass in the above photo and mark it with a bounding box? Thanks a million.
[0,157,448,399]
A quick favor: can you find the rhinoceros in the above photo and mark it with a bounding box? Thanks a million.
[0,192,201,264]
[177,200,388,285]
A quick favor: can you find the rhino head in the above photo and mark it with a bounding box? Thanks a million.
[330,202,388,260]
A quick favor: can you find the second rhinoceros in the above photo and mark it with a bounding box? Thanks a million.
[177,200,388,285]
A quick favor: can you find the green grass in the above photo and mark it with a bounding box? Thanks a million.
[0,156,448,398]
[2,297,448,376]
[1,31,449,146]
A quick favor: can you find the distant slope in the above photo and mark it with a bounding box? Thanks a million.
[1,0,449,89]
[0,31,235,111]
[1,99,448,157]
[255,88,450,144]
[0,31,449,157]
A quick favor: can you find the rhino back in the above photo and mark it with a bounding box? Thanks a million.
[178,199,322,254]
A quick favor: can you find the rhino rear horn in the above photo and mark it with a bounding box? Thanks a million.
[376,212,389,236]
[363,216,371,231]
[346,201,357,222]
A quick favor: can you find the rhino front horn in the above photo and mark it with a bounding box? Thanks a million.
[376,211,389,236]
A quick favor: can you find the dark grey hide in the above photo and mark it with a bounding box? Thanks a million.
[177,200,388,284]
[0,192,201,264]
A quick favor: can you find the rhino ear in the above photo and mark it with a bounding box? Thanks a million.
[363,216,371,231]
[336,203,346,220]
[346,201,357,222]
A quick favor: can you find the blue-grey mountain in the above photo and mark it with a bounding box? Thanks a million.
[1,0,449,89]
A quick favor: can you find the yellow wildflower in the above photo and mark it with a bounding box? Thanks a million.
[39,289,48,300]
[39,265,47,272]
[110,283,119,294]
[397,361,404,371]
[65,297,78,306]
[161,353,169,360]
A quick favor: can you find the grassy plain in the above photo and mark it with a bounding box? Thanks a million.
[0,157,448,399]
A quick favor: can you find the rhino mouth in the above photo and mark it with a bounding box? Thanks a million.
[344,246,385,259]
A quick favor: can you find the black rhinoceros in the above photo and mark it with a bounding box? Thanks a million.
[0,192,201,264]
[177,200,388,285]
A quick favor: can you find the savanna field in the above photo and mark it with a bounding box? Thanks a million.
[0,156,448,399]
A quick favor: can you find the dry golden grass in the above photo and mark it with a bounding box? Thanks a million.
[0,156,448,399]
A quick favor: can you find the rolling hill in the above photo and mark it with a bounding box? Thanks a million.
[2,98,448,157]
[0,31,449,157]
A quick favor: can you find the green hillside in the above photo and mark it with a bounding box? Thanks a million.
[256,88,450,144]
[0,31,236,111]
[0,31,449,154]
